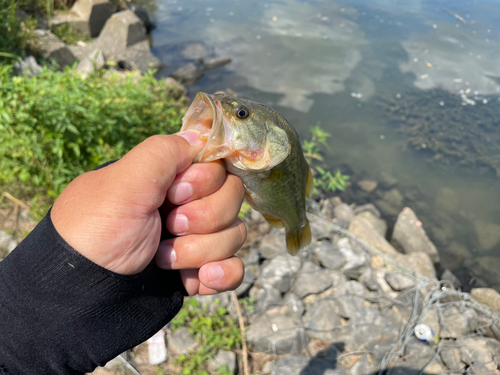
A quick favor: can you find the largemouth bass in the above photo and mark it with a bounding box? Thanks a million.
[180,92,312,255]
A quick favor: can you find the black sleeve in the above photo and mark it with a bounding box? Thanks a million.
[0,213,186,374]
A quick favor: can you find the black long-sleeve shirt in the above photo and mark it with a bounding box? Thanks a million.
[0,213,185,374]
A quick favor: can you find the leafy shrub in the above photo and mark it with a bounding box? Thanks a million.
[0,0,37,60]
[0,65,186,215]
[51,23,91,45]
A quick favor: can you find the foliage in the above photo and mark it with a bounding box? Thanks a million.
[0,65,186,217]
[171,298,241,375]
[237,201,252,220]
[302,125,349,196]
[0,0,37,61]
[51,23,91,45]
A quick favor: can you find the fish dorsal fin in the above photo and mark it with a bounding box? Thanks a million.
[306,167,313,198]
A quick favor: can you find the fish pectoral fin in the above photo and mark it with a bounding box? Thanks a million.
[286,221,311,255]
[262,214,284,228]
[306,167,314,198]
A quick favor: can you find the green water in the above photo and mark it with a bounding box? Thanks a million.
[147,0,500,289]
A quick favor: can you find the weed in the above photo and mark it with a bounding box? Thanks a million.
[51,23,91,45]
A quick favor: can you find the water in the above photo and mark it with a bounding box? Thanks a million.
[146,0,500,289]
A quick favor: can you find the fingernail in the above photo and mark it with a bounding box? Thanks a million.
[157,244,176,269]
[170,182,193,203]
[177,130,203,146]
[207,265,225,283]
[172,214,188,234]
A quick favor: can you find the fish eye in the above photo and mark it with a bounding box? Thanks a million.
[235,106,250,119]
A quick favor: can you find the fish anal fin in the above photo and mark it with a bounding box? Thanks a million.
[286,221,311,255]
[306,167,313,198]
[263,214,284,228]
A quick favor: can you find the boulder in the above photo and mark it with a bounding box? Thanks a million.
[349,355,375,375]
[440,342,465,372]
[378,171,398,189]
[76,49,105,78]
[171,62,204,84]
[302,299,341,341]
[338,238,371,278]
[315,243,347,271]
[168,327,197,354]
[351,307,399,350]
[203,57,232,71]
[460,337,500,372]
[33,30,78,67]
[357,179,378,193]
[355,211,387,236]
[334,281,366,318]
[257,233,286,259]
[375,188,404,216]
[348,215,398,256]
[249,282,282,311]
[259,254,301,293]
[246,312,305,355]
[440,269,462,289]
[384,271,415,291]
[390,207,440,264]
[471,288,500,313]
[208,350,237,374]
[441,305,478,338]
[126,3,154,31]
[473,219,500,251]
[164,77,187,100]
[293,262,333,298]
[334,203,354,222]
[13,56,43,77]
[359,268,380,291]
[62,0,114,37]
[353,203,381,217]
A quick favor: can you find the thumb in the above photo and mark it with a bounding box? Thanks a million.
[110,131,205,209]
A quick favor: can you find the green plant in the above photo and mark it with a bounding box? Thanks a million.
[171,298,241,375]
[302,125,349,196]
[0,0,37,61]
[0,65,187,218]
[51,23,91,45]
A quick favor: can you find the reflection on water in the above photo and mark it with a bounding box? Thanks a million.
[149,0,500,290]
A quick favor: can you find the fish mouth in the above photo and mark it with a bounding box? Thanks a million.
[180,92,235,163]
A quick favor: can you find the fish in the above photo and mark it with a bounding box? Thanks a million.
[180,92,313,255]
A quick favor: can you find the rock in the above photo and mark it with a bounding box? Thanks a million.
[390,207,440,264]
[441,269,462,289]
[440,342,465,372]
[13,56,43,77]
[477,316,500,341]
[282,293,305,319]
[359,268,380,291]
[394,338,437,373]
[235,267,257,296]
[420,306,441,338]
[391,251,437,279]
[355,211,387,236]
[441,305,478,338]
[358,179,378,192]
[375,188,404,216]
[126,3,154,31]
[194,292,230,314]
[334,203,354,222]
[249,282,282,311]
[384,271,415,291]
[76,49,105,78]
[172,63,204,84]
[379,171,398,189]
[272,356,347,375]
[435,187,459,212]
[353,203,381,217]
[244,247,260,265]
[385,290,424,330]
[258,233,286,259]
[349,355,375,375]
[259,254,301,293]
[460,337,500,372]
[469,256,500,287]
[34,30,78,68]
[315,243,347,271]
[6,240,17,253]
[208,350,237,374]
[302,299,341,341]
[441,241,471,271]
[203,57,232,71]
[471,288,500,313]
[246,312,305,355]
[293,262,333,298]
[179,42,210,60]
[164,77,187,100]
[168,327,197,354]
[338,238,371,278]
[334,281,366,318]
[351,307,399,350]
[473,219,500,251]
[319,198,336,220]
[68,0,114,37]
[348,215,398,256]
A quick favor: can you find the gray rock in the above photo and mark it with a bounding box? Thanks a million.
[352,307,398,350]
[67,0,114,37]
[441,342,465,372]
[13,56,43,77]
[179,41,210,60]
[303,299,341,341]
[460,337,500,372]
[349,355,375,375]
[359,268,380,291]
[293,261,333,298]
[436,187,459,212]
[355,211,387,236]
[334,203,354,222]
[309,220,333,241]
[258,233,286,259]
[207,350,237,374]
[348,215,398,256]
[441,269,462,289]
[384,271,415,291]
[353,203,381,217]
[473,219,500,251]
[375,188,404,216]
[259,254,301,293]
[477,316,500,341]
[385,290,424,330]
[334,281,366,318]
[394,338,436,372]
[34,30,78,68]
[441,305,478,338]
[168,327,197,354]
[203,57,232,71]
[0,231,14,250]
[194,292,230,314]
[235,267,257,297]
[471,288,500,313]
[338,238,371,278]
[126,3,154,31]
[272,356,347,375]
[468,257,500,287]
[246,312,305,355]
[390,207,440,264]
[379,171,398,189]
[249,282,282,311]
[282,293,305,318]
[358,179,378,192]
[319,198,337,220]
[76,49,105,78]
[390,252,437,279]
[6,239,17,253]
[172,63,204,84]
[420,306,441,338]
[315,243,347,271]
[163,77,187,100]
[244,247,260,265]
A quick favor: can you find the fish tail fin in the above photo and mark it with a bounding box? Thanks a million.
[286,220,311,255]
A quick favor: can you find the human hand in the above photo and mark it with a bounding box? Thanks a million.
[51,132,246,296]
